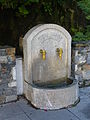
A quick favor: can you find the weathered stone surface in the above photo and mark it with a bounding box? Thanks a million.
[6,48,15,55]
[75,53,87,65]
[87,52,90,64]
[72,41,90,87]
[85,80,90,86]
[23,24,71,84]
[82,70,90,80]
[4,87,17,96]
[0,83,8,89]
[6,95,17,102]
[24,81,79,110]
[11,67,16,80]
[83,64,90,70]
[0,95,5,104]
[0,46,17,104]
[0,56,8,63]
[75,74,83,82]
[23,24,79,109]
[0,49,6,56]
[8,81,17,87]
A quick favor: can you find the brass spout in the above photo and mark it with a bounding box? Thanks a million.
[40,49,46,60]
[56,48,63,60]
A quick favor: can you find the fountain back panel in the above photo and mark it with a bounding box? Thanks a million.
[23,24,79,110]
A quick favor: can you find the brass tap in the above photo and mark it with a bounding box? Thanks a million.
[56,48,63,60]
[40,49,46,60]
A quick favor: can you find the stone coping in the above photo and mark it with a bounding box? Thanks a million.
[24,78,77,90]
[72,41,90,47]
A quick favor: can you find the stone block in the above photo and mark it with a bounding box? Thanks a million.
[0,79,2,84]
[0,49,6,56]
[11,67,16,80]
[83,64,90,70]
[75,54,86,65]
[0,83,8,89]
[85,80,90,86]
[0,56,8,63]
[0,89,3,96]
[87,52,90,64]
[7,55,15,62]
[4,87,17,96]
[75,50,78,57]
[8,81,17,87]
[6,48,15,55]
[0,46,17,104]
[75,74,83,82]
[6,95,17,102]
[0,95,5,104]
[75,65,78,72]
[82,70,90,80]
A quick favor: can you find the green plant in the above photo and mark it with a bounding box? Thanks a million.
[72,31,90,41]
[85,25,90,39]
[0,0,39,16]
[78,0,90,20]
[72,0,90,41]
[42,2,52,15]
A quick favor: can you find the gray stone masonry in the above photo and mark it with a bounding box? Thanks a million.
[0,46,17,104]
[72,41,90,87]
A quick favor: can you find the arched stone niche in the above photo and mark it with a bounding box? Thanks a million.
[23,24,71,85]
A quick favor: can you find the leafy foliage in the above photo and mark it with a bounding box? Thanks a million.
[73,0,90,41]
[72,32,89,41]
[42,2,52,15]
[0,0,39,15]
[0,0,67,16]
[18,6,29,16]
[85,25,90,38]
[0,0,89,41]
[77,0,90,20]
[72,25,90,41]
[0,0,18,9]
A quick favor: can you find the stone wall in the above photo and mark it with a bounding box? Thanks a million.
[0,42,89,105]
[72,41,90,87]
[0,46,17,104]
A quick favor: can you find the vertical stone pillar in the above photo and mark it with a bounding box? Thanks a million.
[72,42,90,87]
[0,46,17,104]
[16,57,23,95]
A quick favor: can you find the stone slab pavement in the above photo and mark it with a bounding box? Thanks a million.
[0,87,90,120]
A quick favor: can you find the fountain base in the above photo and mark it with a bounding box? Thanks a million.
[24,79,79,110]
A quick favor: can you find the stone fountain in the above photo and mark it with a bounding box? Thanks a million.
[23,24,79,110]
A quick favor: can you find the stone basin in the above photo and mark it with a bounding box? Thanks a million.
[34,78,73,88]
[24,78,78,110]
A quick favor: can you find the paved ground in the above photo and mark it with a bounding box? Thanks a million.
[0,87,90,120]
